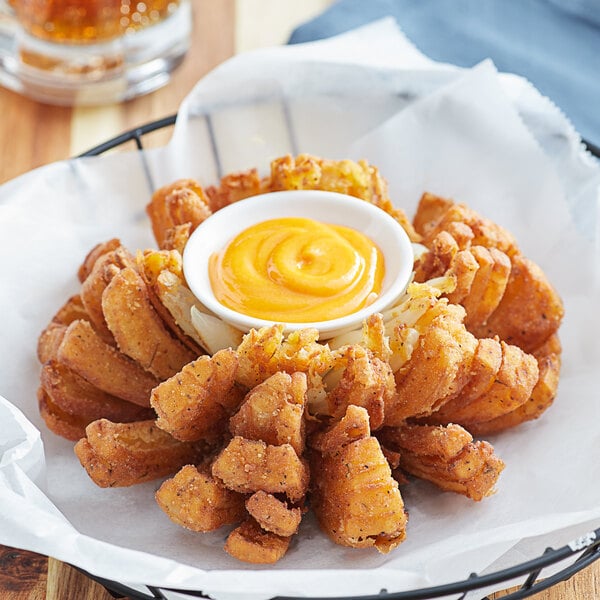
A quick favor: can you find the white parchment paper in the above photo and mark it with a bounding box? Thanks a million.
[0,19,599,599]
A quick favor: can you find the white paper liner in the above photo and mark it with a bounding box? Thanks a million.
[0,18,599,600]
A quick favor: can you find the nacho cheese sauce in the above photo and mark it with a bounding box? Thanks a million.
[209,217,385,322]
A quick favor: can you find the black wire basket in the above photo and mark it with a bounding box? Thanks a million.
[75,115,600,600]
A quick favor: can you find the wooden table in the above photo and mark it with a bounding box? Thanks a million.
[0,1,598,598]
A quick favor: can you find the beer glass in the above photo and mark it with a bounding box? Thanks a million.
[0,0,191,104]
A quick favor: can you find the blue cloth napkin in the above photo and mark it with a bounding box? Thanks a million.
[289,0,600,148]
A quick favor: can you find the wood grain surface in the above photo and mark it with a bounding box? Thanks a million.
[0,1,598,598]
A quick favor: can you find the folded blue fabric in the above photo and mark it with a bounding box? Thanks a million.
[289,0,600,147]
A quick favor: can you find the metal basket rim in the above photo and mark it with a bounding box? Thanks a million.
[74,115,600,600]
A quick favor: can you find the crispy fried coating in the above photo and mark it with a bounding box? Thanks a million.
[38,386,89,441]
[386,304,478,424]
[41,360,154,425]
[412,192,454,237]
[269,154,420,241]
[462,246,511,332]
[137,249,204,354]
[413,231,458,282]
[245,491,302,537]
[360,313,392,362]
[137,246,183,284]
[74,419,207,487]
[310,406,407,552]
[57,319,158,406]
[427,341,538,425]
[438,337,503,411]
[205,168,268,212]
[480,255,564,353]
[269,154,385,200]
[38,159,567,562]
[212,437,309,502]
[236,325,286,388]
[147,179,212,248]
[468,352,561,435]
[326,345,395,430]
[37,295,89,363]
[415,196,519,257]
[51,294,89,326]
[445,250,480,304]
[379,422,472,458]
[137,250,243,356]
[37,322,67,364]
[102,267,197,380]
[444,221,476,250]
[151,348,242,441]
[225,518,291,564]
[413,198,561,353]
[161,223,192,254]
[153,270,208,353]
[236,325,332,389]
[156,464,246,532]
[380,423,504,501]
[309,404,371,455]
[532,334,562,360]
[413,230,512,335]
[77,238,122,283]
[412,231,480,305]
[80,246,135,344]
[229,371,307,455]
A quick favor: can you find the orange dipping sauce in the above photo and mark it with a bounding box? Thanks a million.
[209,217,385,323]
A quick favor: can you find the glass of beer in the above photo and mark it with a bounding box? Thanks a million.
[0,0,191,104]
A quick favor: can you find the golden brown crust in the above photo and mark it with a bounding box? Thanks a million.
[479,255,564,353]
[310,406,407,552]
[229,371,307,455]
[386,305,478,424]
[309,404,371,455]
[413,192,454,237]
[428,341,539,426]
[74,419,208,487]
[37,322,67,364]
[80,247,135,344]
[135,249,202,352]
[57,319,158,406]
[379,422,472,459]
[467,352,561,435]
[41,360,155,424]
[36,157,567,564]
[205,168,267,212]
[146,179,211,248]
[38,295,90,363]
[101,267,197,380]
[245,491,302,537]
[51,294,89,326]
[77,238,122,283]
[413,230,458,282]
[268,154,421,242]
[326,345,395,431]
[161,223,192,254]
[151,348,242,441]
[156,465,246,532]
[38,386,88,441]
[236,325,333,389]
[422,338,503,424]
[212,437,309,502]
[381,423,505,501]
[418,201,518,257]
[224,518,291,564]
[462,246,511,332]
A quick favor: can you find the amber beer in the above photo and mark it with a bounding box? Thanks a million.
[0,0,189,103]
[7,0,181,43]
